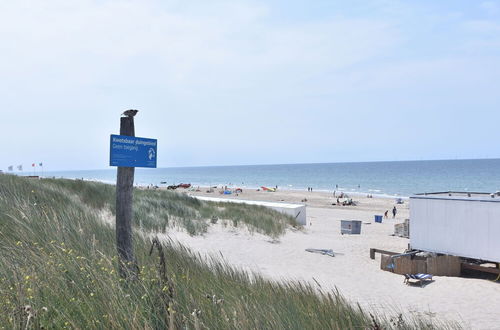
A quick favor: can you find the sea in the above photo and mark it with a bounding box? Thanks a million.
[37,159,500,198]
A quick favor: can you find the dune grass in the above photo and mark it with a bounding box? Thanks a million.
[0,175,458,329]
[42,178,299,238]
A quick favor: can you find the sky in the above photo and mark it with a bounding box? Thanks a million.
[1,0,500,171]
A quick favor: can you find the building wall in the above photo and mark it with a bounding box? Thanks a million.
[266,204,306,226]
[410,197,500,262]
[192,196,307,225]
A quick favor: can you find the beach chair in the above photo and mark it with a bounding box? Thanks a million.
[403,273,433,287]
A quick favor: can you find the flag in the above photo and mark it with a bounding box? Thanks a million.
[17,165,23,171]
[39,162,43,167]
[8,165,13,171]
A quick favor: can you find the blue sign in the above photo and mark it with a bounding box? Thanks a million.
[110,134,157,168]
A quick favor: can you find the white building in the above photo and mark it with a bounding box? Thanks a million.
[191,196,307,226]
[410,192,500,263]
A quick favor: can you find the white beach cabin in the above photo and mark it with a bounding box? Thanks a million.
[410,192,500,263]
[191,196,307,226]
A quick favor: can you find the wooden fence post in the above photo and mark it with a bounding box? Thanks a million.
[116,116,137,278]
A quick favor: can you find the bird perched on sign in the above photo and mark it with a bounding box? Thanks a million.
[121,109,139,117]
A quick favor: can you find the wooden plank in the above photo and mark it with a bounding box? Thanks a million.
[415,259,427,274]
[395,257,412,275]
[370,248,399,260]
[426,257,438,275]
[393,256,426,275]
[462,263,500,275]
[428,256,461,276]
[380,254,393,272]
[394,223,404,236]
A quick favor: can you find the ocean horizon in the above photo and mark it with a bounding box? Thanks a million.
[20,158,500,198]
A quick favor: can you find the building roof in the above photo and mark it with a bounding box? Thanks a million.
[411,191,500,202]
[190,196,306,209]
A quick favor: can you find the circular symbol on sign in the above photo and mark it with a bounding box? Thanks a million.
[148,148,156,160]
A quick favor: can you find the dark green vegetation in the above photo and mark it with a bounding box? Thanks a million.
[0,175,458,329]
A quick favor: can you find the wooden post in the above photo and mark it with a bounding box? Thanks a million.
[116,116,137,278]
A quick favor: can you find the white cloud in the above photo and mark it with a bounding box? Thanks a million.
[480,1,499,15]
[0,0,398,93]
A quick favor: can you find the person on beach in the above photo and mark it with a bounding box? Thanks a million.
[392,206,397,218]
[384,210,388,218]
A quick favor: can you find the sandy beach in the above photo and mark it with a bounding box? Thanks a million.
[159,187,500,329]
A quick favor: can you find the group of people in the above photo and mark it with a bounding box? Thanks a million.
[335,197,354,206]
[333,191,346,198]
[384,206,398,219]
